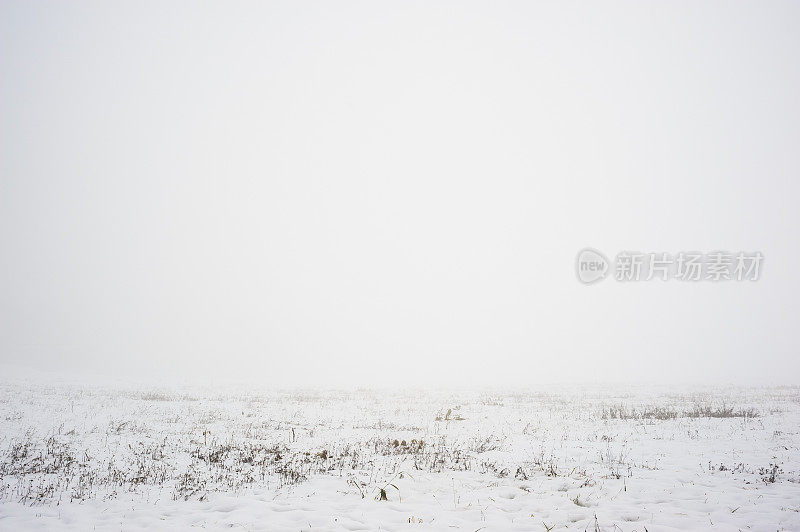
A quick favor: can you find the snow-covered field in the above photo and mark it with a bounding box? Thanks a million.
[0,380,799,531]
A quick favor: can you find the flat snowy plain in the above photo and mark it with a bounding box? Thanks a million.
[0,378,798,531]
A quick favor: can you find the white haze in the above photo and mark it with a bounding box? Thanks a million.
[1,0,799,386]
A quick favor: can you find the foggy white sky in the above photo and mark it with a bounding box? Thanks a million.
[1,1,799,385]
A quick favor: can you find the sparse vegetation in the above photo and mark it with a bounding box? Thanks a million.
[0,383,795,532]
[602,402,759,420]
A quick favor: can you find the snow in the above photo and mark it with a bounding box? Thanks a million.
[0,379,798,531]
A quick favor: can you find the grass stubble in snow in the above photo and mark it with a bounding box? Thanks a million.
[0,381,798,531]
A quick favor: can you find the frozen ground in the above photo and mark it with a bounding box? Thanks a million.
[0,379,799,531]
